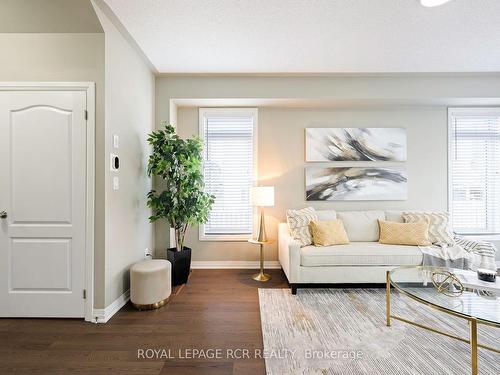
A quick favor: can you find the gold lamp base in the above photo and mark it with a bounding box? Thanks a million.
[252,271,271,282]
[256,209,268,242]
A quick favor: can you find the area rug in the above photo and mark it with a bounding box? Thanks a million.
[258,289,499,375]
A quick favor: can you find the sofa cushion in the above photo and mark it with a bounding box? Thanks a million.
[286,207,318,246]
[310,219,349,246]
[300,242,423,267]
[316,209,337,221]
[337,210,385,242]
[378,219,431,246]
[403,211,454,246]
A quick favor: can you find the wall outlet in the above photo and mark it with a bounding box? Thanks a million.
[144,248,152,259]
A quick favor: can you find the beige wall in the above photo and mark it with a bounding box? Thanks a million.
[157,75,500,262]
[0,32,107,307]
[0,0,103,33]
[176,106,448,262]
[93,4,155,307]
[156,75,500,104]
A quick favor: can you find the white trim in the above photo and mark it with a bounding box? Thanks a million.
[198,107,258,242]
[93,289,130,324]
[191,261,281,269]
[197,234,253,242]
[448,107,500,115]
[84,84,96,323]
[447,107,452,215]
[463,234,500,242]
[168,104,177,249]
[0,82,96,91]
[0,82,95,323]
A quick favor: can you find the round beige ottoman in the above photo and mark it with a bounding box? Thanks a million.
[130,260,171,310]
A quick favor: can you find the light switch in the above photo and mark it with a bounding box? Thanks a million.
[113,176,119,191]
[113,135,119,149]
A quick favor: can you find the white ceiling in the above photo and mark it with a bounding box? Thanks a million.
[104,0,500,73]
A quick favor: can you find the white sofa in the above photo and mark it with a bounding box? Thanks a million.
[279,209,424,294]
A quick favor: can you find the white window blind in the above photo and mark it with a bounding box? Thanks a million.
[449,108,500,235]
[199,108,257,239]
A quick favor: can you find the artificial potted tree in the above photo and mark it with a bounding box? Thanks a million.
[147,123,214,285]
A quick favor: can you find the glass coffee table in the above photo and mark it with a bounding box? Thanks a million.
[386,266,499,375]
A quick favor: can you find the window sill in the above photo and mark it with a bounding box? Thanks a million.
[199,234,252,242]
[462,234,500,242]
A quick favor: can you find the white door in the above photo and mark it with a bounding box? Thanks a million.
[0,90,87,317]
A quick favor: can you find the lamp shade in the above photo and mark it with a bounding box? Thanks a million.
[251,186,274,207]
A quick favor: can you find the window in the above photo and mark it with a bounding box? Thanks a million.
[199,108,257,240]
[449,108,500,235]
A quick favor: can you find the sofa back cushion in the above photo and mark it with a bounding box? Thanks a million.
[385,210,404,223]
[286,207,318,246]
[337,210,385,242]
[378,219,431,246]
[310,219,349,246]
[316,210,337,221]
[403,211,454,246]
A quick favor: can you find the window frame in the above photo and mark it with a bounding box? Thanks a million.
[448,107,500,236]
[198,107,258,241]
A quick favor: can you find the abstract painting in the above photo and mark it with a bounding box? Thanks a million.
[306,167,407,201]
[306,128,407,162]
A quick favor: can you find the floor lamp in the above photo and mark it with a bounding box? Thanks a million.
[252,186,274,242]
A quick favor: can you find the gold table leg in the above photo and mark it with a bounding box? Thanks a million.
[252,243,270,282]
[386,271,391,327]
[470,318,478,375]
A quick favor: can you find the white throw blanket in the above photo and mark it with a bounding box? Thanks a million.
[419,235,497,270]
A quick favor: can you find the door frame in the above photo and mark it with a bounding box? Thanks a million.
[0,82,95,322]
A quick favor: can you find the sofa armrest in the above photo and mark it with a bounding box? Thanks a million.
[278,223,301,283]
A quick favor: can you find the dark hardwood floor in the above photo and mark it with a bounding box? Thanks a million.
[0,269,289,375]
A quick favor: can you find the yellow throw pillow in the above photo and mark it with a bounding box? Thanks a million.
[378,219,431,246]
[310,219,350,246]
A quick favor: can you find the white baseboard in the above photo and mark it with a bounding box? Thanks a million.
[191,261,281,269]
[92,289,130,323]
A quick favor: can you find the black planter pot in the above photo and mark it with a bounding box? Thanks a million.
[166,247,192,286]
